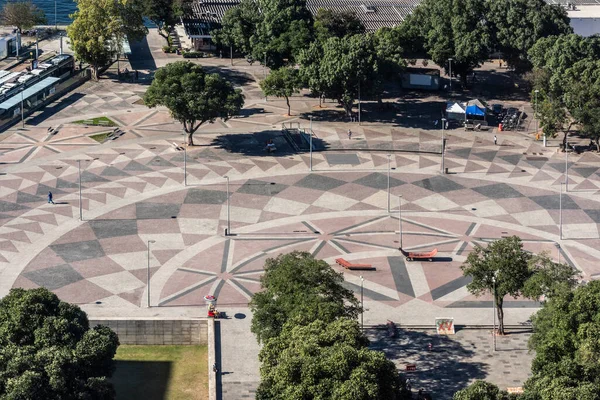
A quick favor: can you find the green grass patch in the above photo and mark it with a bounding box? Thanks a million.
[89,132,111,143]
[111,345,208,400]
[73,116,117,127]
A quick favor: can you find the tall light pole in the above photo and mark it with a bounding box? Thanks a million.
[184,142,187,186]
[309,125,313,172]
[448,58,453,92]
[360,275,364,330]
[77,159,91,221]
[147,240,156,308]
[565,142,569,192]
[559,182,563,240]
[20,88,24,128]
[387,154,391,213]
[225,176,230,235]
[441,118,446,174]
[398,195,403,249]
[492,271,497,351]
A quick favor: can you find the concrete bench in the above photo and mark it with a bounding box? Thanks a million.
[335,258,375,271]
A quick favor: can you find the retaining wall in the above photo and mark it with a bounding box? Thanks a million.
[90,318,208,345]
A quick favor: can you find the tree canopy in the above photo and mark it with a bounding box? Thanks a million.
[67,0,147,80]
[461,236,578,334]
[453,380,517,400]
[141,0,190,43]
[314,8,365,42]
[144,61,244,145]
[249,251,360,344]
[0,0,46,34]
[257,318,410,400]
[259,67,301,115]
[524,281,600,400]
[212,0,262,56]
[0,288,119,400]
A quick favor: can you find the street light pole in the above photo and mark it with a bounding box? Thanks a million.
[225,176,230,235]
[398,195,403,249]
[309,125,313,172]
[448,58,453,92]
[147,240,156,308]
[20,89,24,128]
[492,273,497,351]
[565,143,569,192]
[387,154,391,213]
[559,183,563,240]
[78,159,83,221]
[184,143,187,186]
[360,275,364,330]
[441,118,446,174]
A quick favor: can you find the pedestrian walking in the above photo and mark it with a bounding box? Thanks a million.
[47,191,55,205]
[494,135,497,145]
[348,129,352,140]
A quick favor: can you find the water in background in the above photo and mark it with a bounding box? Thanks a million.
[0,0,77,26]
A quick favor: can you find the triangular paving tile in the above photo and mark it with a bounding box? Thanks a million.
[16,191,43,204]
[124,160,153,172]
[5,221,43,235]
[22,212,58,226]
[0,230,31,243]
[531,170,554,182]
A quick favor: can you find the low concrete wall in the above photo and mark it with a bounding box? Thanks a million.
[90,318,208,345]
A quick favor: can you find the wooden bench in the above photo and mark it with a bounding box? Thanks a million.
[405,364,417,372]
[401,248,438,262]
[335,258,376,271]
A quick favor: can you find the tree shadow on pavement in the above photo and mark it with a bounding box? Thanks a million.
[202,66,255,87]
[26,92,86,126]
[367,328,487,400]
[210,131,328,157]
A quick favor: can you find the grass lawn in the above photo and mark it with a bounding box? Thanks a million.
[73,116,117,126]
[89,132,111,143]
[112,345,208,400]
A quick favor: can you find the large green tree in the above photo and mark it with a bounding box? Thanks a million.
[142,0,190,44]
[249,252,360,344]
[524,281,600,400]
[314,8,365,42]
[257,318,410,400]
[0,288,119,399]
[67,0,147,80]
[212,0,262,56]
[259,67,301,115]
[0,0,46,34]
[144,61,244,145]
[251,0,314,69]
[461,237,578,334]
[454,381,517,400]
[486,0,571,72]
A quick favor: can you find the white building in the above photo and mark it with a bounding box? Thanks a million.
[567,5,600,36]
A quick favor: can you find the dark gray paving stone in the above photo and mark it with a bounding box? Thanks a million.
[16,191,43,204]
[354,173,405,190]
[530,194,580,210]
[411,176,464,193]
[50,240,106,263]
[136,203,181,219]
[325,153,361,165]
[80,171,109,183]
[124,160,153,172]
[0,200,29,212]
[388,256,415,297]
[36,184,65,196]
[295,174,346,191]
[573,167,599,178]
[55,178,79,189]
[342,281,396,301]
[146,156,176,168]
[24,264,84,290]
[499,154,522,166]
[184,189,228,204]
[101,166,130,177]
[449,148,471,159]
[473,150,497,162]
[472,183,524,199]
[90,219,138,239]
[584,209,600,223]
[431,276,472,301]
[237,180,287,196]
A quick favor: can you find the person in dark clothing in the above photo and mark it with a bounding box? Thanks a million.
[48,191,55,204]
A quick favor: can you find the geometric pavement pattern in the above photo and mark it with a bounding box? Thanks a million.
[2,133,600,324]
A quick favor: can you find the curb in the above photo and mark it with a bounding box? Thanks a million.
[208,318,217,400]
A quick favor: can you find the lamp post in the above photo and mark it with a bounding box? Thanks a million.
[565,142,569,192]
[147,240,156,308]
[441,118,446,174]
[360,275,364,330]
[448,58,453,92]
[398,195,403,249]
[77,159,91,221]
[387,154,391,213]
[559,182,563,240]
[492,271,497,351]
[184,142,187,186]
[309,121,313,172]
[225,176,230,235]
[20,88,24,128]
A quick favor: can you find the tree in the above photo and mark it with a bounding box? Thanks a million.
[298,41,327,107]
[259,67,301,115]
[537,96,574,150]
[486,0,571,72]
[454,380,517,400]
[249,252,360,344]
[142,0,191,44]
[461,236,531,335]
[251,0,314,69]
[211,0,262,56]
[407,0,491,86]
[373,27,408,79]
[257,318,410,400]
[67,0,147,80]
[522,252,580,300]
[144,61,244,145]
[524,281,600,400]
[314,8,365,42]
[0,288,119,399]
[0,0,46,34]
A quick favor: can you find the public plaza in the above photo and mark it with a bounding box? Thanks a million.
[1,35,600,398]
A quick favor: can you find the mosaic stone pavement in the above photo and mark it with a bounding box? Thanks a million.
[2,132,600,325]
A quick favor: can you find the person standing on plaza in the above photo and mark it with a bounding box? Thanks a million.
[348,129,352,140]
[47,191,55,204]
[494,135,497,145]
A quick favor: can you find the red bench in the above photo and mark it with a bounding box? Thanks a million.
[400,248,438,262]
[335,258,376,271]
[406,364,417,371]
